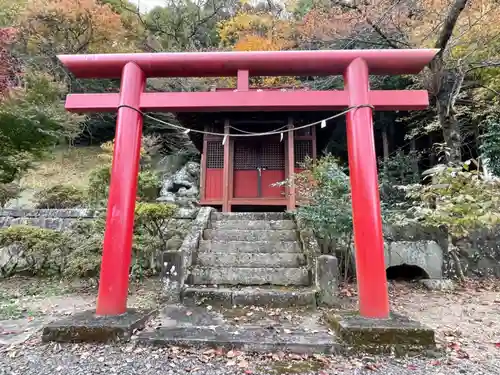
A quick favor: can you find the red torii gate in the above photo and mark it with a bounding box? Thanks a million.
[58,49,438,319]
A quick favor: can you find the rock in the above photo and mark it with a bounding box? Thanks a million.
[158,162,200,208]
[0,243,28,277]
[316,255,338,306]
[419,279,455,291]
[175,208,198,219]
[166,237,183,251]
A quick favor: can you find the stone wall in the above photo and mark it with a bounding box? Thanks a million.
[455,227,500,278]
[383,223,448,279]
[0,209,98,231]
[0,207,198,252]
[384,223,500,279]
[0,207,200,278]
[327,221,500,280]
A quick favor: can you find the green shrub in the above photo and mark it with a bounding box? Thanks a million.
[86,138,163,207]
[134,203,177,273]
[480,114,500,177]
[0,226,70,277]
[64,232,103,278]
[34,185,86,209]
[406,162,500,237]
[87,167,161,207]
[137,170,162,202]
[0,202,180,279]
[135,202,177,236]
[0,183,21,208]
[87,165,111,206]
[277,155,355,279]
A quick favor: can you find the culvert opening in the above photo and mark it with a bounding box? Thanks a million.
[386,264,429,282]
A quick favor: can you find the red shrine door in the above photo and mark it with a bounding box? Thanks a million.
[233,138,285,199]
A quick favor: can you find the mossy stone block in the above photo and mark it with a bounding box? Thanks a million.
[324,311,436,355]
[42,308,154,343]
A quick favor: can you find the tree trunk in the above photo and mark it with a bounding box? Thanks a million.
[429,134,436,165]
[410,138,419,179]
[428,0,470,164]
[437,96,461,162]
[382,124,389,176]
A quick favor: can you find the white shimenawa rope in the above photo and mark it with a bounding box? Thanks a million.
[116,104,374,138]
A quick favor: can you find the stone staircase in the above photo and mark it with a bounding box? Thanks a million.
[183,212,317,307]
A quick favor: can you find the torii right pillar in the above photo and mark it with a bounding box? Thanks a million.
[345,58,389,319]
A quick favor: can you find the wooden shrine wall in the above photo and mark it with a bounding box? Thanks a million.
[202,127,224,202]
[200,120,316,206]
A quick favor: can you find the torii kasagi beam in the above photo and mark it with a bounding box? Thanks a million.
[58,49,438,319]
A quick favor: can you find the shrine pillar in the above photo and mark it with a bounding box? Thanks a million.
[344,58,390,319]
[287,118,296,211]
[222,119,231,212]
[96,62,145,316]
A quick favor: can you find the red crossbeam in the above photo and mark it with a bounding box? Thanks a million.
[65,90,429,113]
[58,49,438,78]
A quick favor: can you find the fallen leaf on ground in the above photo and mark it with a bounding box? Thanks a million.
[313,354,329,363]
[226,350,242,358]
[238,359,249,368]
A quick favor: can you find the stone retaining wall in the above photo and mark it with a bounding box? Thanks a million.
[0,208,198,232]
[384,223,500,278]
[0,209,99,231]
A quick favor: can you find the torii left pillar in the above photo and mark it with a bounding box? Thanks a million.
[96,62,145,315]
[345,58,389,319]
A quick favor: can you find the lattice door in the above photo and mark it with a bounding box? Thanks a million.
[294,140,313,168]
[261,141,285,170]
[206,141,224,169]
[234,141,258,170]
[233,139,285,198]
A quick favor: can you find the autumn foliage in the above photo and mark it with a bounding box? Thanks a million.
[18,0,138,55]
[217,8,298,87]
[0,28,18,98]
[0,0,498,174]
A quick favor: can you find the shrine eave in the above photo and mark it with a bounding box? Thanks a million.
[57,49,439,79]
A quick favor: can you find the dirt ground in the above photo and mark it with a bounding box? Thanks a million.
[0,277,499,372]
[334,279,500,361]
[0,277,161,345]
[390,280,500,362]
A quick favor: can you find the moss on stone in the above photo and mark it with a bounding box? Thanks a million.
[42,308,154,343]
[324,310,436,356]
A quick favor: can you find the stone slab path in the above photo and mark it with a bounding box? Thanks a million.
[137,304,340,354]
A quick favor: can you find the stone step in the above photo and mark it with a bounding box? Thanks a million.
[204,229,298,242]
[136,305,339,355]
[137,326,338,355]
[190,267,310,286]
[211,212,289,221]
[196,253,306,268]
[211,219,296,230]
[182,286,316,307]
[198,240,302,253]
